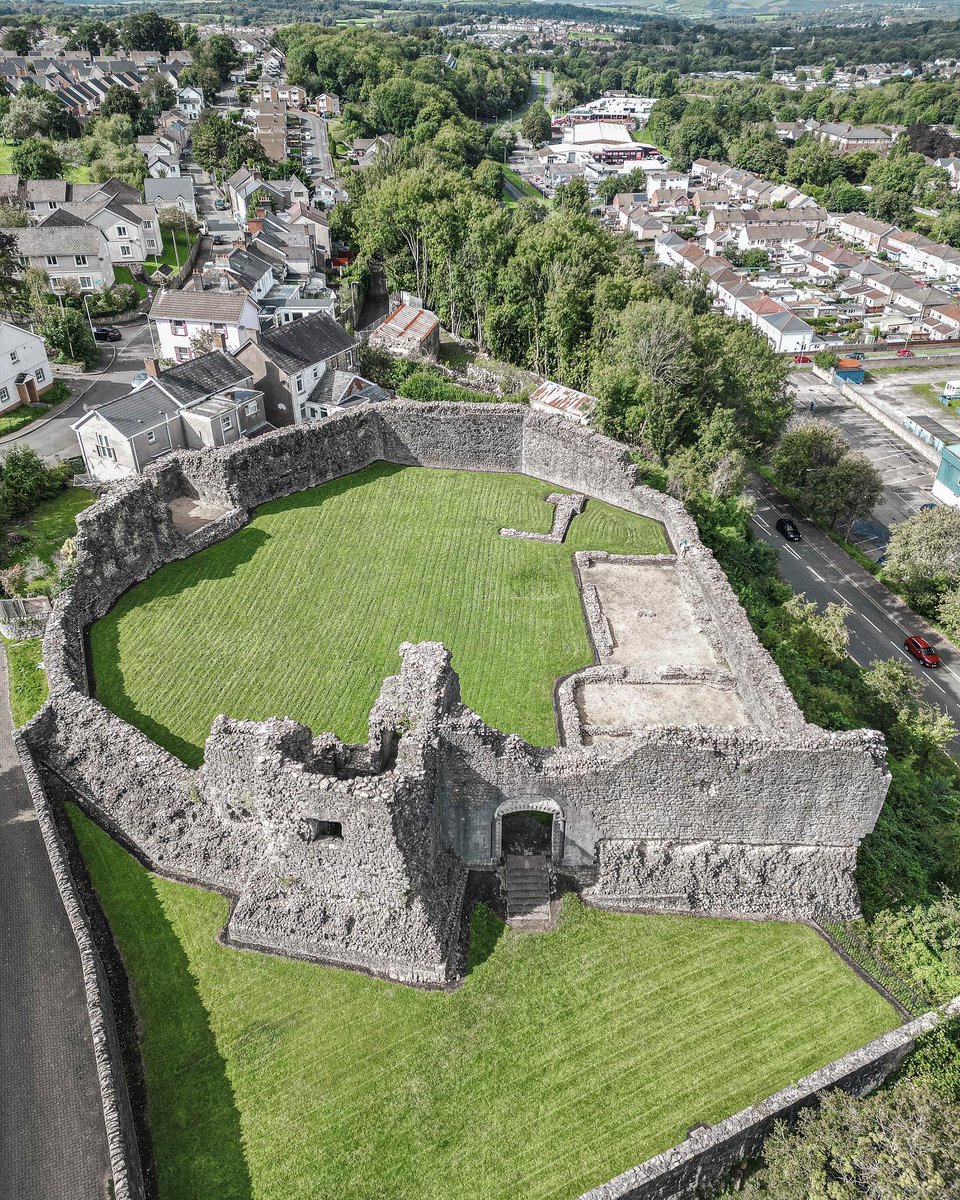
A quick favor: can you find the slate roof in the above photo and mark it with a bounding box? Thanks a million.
[144,178,196,205]
[81,384,181,437]
[154,350,252,406]
[150,288,252,322]
[256,314,357,374]
[7,224,105,256]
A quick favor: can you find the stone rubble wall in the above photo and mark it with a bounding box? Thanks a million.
[31,401,891,971]
[500,491,586,542]
[578,997,960,1200]
[14,730,146,1200]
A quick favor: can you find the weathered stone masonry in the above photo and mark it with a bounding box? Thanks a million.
[23,401,890,992]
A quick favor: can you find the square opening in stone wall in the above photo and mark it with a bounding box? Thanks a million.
[303,818,344,842]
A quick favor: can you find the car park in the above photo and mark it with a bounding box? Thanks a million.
[93,326,121,342]
[775,517,802,542]
[904,635,941,667]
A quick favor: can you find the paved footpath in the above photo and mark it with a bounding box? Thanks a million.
[0,650,110,1198]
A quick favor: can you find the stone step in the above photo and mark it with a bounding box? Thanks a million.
[505,853,551,920]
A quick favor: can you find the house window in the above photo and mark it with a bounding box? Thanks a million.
[221,413,233,432]
[0,386,8,403]
[35,367,45,383]
[47,201,56,210]
[116,224,127,237]
[46,255,57,266]
[146,239,157,249]
[146,430,156,444]
[94,432,116,460]
[172,321,187,336]
[213,323,226,332]
[74,255,87,266]
[9,350,18,364]
[79,277,92,290]
[175,347,191,363]
[120,245,132,258]
[245,401,258,417]
[295,376,304,393]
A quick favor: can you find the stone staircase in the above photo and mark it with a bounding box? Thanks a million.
[504,853,552,924]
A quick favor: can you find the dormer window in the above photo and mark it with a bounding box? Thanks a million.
[74,255,87,266]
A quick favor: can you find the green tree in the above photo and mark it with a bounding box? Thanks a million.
[10,138,63,180]
[1,26,34,55]
[99,84,142,122]
[36,307,98,368]
[117,12,182,55]
[0,96,51,143]
[139,72,176,116]
[772,419,881,531]
[730,126,787,177]
[472,159,503,201]
[733,1082,960,1199]
[885,505,960,609]
[520,100,552,147]
[785,138,845,188]
[823,177,868,213]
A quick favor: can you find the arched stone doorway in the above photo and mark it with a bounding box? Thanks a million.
[492,798,565,863]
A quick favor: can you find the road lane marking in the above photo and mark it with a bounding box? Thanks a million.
[785,546,801,560]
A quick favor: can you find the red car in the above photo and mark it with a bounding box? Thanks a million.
[904,635,941,667]
[792,354,812,363]
[896,348,915,358]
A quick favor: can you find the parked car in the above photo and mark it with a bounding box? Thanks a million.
[212,234,224,245]
[920,502,937,512]
[130,370,150,390]
[896,348,915,358]
[214,198,227,211]
[904,635,941,668]
[775,517,802,542]
[93,326,121,342]
[848,352,865,361]
[792,354,812,364]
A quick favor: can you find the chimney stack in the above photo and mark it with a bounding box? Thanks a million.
[211,332,227,353]
[145,358,160,378]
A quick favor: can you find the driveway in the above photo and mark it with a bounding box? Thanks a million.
[0,652,110,1198]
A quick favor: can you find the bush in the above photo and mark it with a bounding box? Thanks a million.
[814,350,838,370]
[398,367,524,406]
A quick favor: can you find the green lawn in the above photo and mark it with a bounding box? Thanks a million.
[0,142,91,182]
[4,636,46,725]
[146,227,194,275]
[71,805,897,1200]
[9,487,96,574]
[91,466,669,765]
[0,400,55,437]
[502,166,545,205]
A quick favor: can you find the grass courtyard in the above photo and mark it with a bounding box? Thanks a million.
[72,806,897,1200]
[91,466,669,765]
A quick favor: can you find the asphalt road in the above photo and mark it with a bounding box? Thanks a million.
[749,475,960,728]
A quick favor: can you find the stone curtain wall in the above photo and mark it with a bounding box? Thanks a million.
[31,401,892,970]
[578,997,960,1200]
[14,731,146,1200]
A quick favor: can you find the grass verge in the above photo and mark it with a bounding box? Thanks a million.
[0,401,55,437]
[70,804,898,1200]
[90,466,669,764]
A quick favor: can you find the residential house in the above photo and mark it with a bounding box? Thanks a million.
[349,134,396,170]
[815,122,893,155]
[72,350,269,482]
[833,212,898,252]
[235,312,369,425]
[315,92,340,116]
[144,177,198,219]
[176,85,203,119]
[368,303,441,357]
[0,321,53,413]
[48,194,163,266]
[149,283,261,362]
[4,219,114,291]
[286,202,332,261]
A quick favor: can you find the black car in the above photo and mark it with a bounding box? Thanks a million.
[212,234,224,245]
[93,326,122,343]
[775,517,802,542]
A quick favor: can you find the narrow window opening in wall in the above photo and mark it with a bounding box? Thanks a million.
[302,818,343,842]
